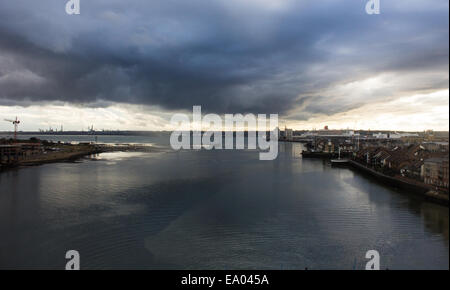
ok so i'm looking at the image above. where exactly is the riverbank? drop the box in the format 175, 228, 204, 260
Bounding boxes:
1, 143, 161, 171
19, 145, 103, 166
348, 160, 448, 206
300, 149, 449, 206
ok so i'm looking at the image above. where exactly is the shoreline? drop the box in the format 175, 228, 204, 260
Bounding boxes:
0, 143, 161, 172
301, 150, 449, 206
348, 160, 448, 206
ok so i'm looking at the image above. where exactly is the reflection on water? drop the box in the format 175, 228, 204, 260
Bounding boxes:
88, 152, 157, 166
0, 139, 448, 269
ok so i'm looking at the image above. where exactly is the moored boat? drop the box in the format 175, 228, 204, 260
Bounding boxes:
331, 147, 349, 165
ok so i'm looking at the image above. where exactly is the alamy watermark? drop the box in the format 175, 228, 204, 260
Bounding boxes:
65, 1, 380, 15
366, 0, 381, 15
64, 249, 379, 270
65, 0, 80, 15
169, 106, 279, 161
365, 250, 380, 270
65, 250, 80, 270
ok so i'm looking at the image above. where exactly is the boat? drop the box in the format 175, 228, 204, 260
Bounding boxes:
331, 158, 349, 164
331, 147, 349, 165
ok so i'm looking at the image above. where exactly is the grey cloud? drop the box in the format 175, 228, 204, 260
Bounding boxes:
0, 0, 448, 118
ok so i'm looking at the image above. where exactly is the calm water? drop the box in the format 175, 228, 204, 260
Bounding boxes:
0, 136, 448, 269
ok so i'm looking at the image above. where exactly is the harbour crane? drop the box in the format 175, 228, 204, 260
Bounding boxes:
4, 116, 20, 141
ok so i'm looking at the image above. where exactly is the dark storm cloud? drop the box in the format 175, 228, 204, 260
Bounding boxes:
0, 0, 448, 116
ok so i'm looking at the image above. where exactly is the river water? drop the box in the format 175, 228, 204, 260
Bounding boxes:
0, 135, 448, 269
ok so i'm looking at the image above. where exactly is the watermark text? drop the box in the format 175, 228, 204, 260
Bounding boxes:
170, 106, 278, 161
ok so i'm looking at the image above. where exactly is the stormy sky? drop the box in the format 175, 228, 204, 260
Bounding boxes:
0, 0, 448, 131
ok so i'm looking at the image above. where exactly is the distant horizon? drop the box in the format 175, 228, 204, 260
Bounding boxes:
1, 129, 449, 134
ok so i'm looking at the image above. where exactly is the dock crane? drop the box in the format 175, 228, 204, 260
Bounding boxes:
4, 117, 20, 141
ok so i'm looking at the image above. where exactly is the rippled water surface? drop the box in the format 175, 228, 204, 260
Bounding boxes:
0, 139, 448, 269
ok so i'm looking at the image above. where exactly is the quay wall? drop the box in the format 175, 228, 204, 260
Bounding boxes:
348, 160, 448, 206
